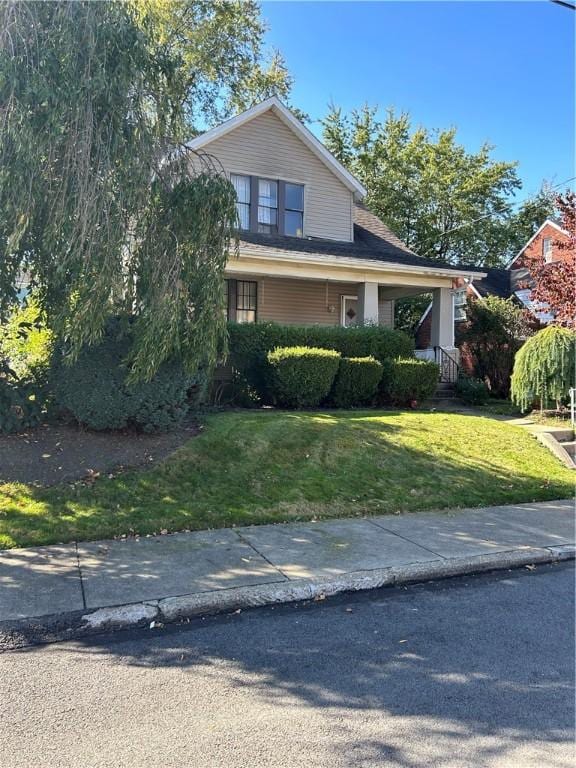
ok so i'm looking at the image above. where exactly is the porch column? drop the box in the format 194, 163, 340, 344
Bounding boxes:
430, 287, 454, 349
357, 282, 379, 325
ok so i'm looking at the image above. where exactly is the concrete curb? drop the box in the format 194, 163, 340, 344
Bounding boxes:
1, 544, 574, 650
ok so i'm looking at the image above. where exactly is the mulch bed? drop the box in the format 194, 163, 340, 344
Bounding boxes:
0, 419, 200, 487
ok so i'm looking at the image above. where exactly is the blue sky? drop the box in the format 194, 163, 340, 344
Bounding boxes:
261, 1, 575, 201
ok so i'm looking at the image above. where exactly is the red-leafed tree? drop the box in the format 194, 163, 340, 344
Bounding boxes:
523, 192, 576, 328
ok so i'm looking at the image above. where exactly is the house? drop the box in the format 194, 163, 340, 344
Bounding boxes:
507, 218, 571, 323
187, 98, 485, 376
415, 217, 571, 348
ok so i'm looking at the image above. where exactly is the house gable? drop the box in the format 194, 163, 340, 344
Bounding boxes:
187, 99, 362, 242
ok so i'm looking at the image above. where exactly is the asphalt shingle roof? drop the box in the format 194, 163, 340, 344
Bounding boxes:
238, 203, 482, 274
472, 268, 511, 299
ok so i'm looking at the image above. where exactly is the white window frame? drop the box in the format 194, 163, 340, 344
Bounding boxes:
543, 237, 553, 263
453, 287, 467, 322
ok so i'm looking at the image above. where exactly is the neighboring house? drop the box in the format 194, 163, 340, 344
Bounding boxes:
187, 97, 485, 374
415, 218, 571, 348
507, 218, 570, 323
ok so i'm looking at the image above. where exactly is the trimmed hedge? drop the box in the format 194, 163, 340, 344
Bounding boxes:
383, 358, 439, 405
228, 322, 413, 399
52, 327, 193, 432
266, 346, 341, 408
456, 376, 490, 405
331, 356, 383, 408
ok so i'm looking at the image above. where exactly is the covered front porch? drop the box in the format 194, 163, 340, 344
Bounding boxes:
226, 247, 469, 376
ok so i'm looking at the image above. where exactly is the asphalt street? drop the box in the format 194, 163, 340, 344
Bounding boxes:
1, 563, 574, 768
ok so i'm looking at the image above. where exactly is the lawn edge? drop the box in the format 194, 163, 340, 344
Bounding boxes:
2, 544, 573, 650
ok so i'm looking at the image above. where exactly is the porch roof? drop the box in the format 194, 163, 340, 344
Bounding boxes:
237, 203, 486, 280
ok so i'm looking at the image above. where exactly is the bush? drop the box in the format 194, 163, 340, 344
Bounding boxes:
0, 369, 46, 433
330, 356, 383, 408
455, 376, 490, 405
266, 346, 341, 408
511, 325, 576, 412
52, 325, 193, 432
382, 358, 439, 405
228, 322, 413, 399
457, 296, 530, 398
0, 300, 53, 380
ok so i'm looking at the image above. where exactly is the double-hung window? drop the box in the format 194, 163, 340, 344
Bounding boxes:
225, 279, 257, 324
453, 288, 467, 322
284, 183, 304, 237
231, 174, 251, 231
258, 179, 278, 234
543, 237, 553, 263
231, 174, 304, 237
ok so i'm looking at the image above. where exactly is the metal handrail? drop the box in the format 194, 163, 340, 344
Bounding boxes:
434, 346, 459, 383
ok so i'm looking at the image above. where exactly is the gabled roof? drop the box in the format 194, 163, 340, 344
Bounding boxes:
237, 203, 486, 279
506, 218, 569, 268
186, 97, 367, 200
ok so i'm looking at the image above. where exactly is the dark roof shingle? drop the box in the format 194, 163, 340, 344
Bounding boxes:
238, 203, 483, 275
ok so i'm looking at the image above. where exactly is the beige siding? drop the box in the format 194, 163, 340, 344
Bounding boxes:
204, 111, 353, 242
228, 275, 394, 327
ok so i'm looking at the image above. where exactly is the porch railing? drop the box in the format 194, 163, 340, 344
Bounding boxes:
434, 346, 459, 384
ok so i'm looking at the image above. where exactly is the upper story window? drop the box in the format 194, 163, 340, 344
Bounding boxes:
258, 179, 278, 234
231, 174, 304, 237
542, 237, 553, 263
231, 174, 251, 231
285, 183, 304, 237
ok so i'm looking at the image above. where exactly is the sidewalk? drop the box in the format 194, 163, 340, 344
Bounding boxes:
1, 499, 574, 642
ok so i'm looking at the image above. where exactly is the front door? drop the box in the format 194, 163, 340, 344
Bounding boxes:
341, 295, 358, 327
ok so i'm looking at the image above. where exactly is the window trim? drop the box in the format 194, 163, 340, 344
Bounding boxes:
542, 236, 553, 263
230, 171, 305, 238
257, 177, 279, 235
230, 174, 251, 232
453, 287, 467, 323
226, 278, 258, 323
284, 182, 305, 238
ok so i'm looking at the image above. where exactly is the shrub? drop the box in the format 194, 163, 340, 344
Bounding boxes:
330, 356, 383, 408
266, 346, 341, 408
0, 300, 53, 379
52, 325, 193, 432
0, 369, 46, 433
455, 376, 490, 405
383, 358, 439, 405
457, 296, 530, 398
511, 325, 576, 412
228, 322, 413, 399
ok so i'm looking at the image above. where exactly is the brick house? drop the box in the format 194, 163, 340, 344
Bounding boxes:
415, 218, 571, 349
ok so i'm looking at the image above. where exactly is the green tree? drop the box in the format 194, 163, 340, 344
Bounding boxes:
511, 325, 576, 412
138, 0, 300, 127
394, 294, 432, 337
506, 186, 557, 260
0, 1, 247, 381
458, 296, 531, 398
321, 104, 525, 267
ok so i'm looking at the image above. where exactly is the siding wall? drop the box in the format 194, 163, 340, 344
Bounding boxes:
204, 111, 354, 242
228, 276, 394, 327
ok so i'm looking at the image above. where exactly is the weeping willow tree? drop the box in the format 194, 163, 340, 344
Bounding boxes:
0, 0, 240, 381
511, 326, 576, 413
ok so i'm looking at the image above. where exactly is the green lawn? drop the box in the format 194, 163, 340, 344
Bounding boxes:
0, 410, 573, 548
